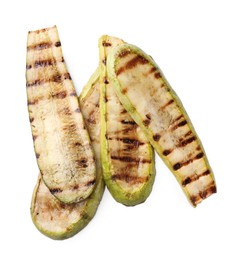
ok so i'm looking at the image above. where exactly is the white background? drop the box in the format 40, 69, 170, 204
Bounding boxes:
1, 0, 237, 259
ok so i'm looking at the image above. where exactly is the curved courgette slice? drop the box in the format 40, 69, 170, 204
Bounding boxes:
26, 26, 96, 203
31, 69, 104, 240
107, 43, 216, 206
99, 36, 155, 206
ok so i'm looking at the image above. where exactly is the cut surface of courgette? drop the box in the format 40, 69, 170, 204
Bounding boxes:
99, 36, 155, 206
107, 43, 216, 206
26, 26, 96, 203
31, 69, 104, 240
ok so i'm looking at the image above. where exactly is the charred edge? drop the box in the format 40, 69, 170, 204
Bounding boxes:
182, 170, 211, 187
102, 41, 112, 47
104, 96, 108, 103
178, 136, 196, 148
102, 58, 107, 65
163, 149, 172, 156
153, 134, 161, 141
29, 117, 34, 123
116, 55, 149, 75
173, 152, 204, 171
121, 120, 136, 125
111, 156, 151, 164
52, 90, 67, 99
112, 173, 148, 184
74, 142, 81, 146
118, 49, 131, 58
76, 159, 88, 168
26, 64, 32, 69
50, 188, 63, 194
34, 59, 54, 68
27, 42, 52, 51
55, 41, 61, 47
74, 108, 80, 113
36, 153, 40, 159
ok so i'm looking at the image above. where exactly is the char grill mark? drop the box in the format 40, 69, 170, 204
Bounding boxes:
173, 152, 204, 171
116, 54, 149, 76
49, 188, 62, 194
111, 155, 151, 164
190, 184, 217, 206
182, 169, 211, 187
107, 136, 144, 147
112, 173, 148, 184
26, 72, 72, 87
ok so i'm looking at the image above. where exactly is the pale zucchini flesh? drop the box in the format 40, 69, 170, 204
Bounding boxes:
99, 36, 155, 206
31, 69, 104, 240
107, 44, 216, 206
26, 26, 96, 203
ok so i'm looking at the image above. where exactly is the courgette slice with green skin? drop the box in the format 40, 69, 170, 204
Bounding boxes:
107, 43, 216, 207
26, 26, 96, 204
31, 69, 104, 240
99, 36, 156, 206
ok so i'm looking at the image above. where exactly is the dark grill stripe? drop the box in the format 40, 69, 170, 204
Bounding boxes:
153, 134, 161, 141
102, 41, 112, 47
190, 183, 216, 206
178, 136, 196, 148
121, 120, 136, 125
163, 149, 173, 156
112, 173, 148, 184
111, 155, 151, 164
50, 188, 62, 194
116, 54, 149, 75
107, 137, 144, 146
34, 59, 54, 68
26, 72, 72, 87
27, 42, 52, 51
173, 152, 204, 171
182, 169, 211, 186
85, 179, 96, 187
161, 99, 174, 110
118, 49, 131, 58
171, 118, 187, 131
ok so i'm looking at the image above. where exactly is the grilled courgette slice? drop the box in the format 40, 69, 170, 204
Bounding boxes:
99, 36, 155, 206
31, 69, 104, 240
26, 26, 96, 203
107, 43, 216, 206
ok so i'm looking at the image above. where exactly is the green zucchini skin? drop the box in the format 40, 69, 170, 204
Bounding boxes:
26, 26, 96, 203
107, 43, 216, 207
99, 36, 156, 206
31, 70, 104, 240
